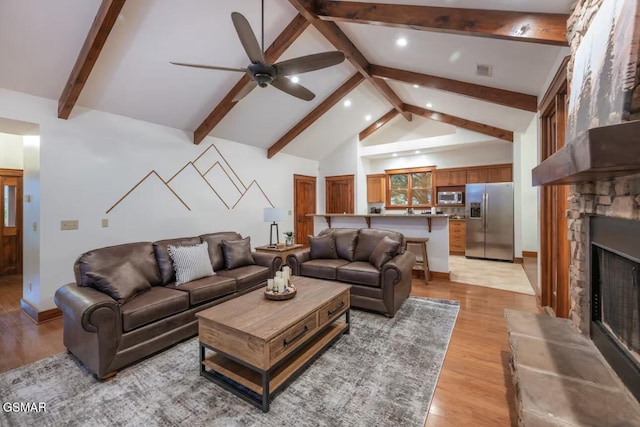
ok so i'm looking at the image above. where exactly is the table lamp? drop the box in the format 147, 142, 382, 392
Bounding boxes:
263, 207, 284, 247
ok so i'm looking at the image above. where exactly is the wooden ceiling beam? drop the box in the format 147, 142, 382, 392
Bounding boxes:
193, 14, 310, 144
287, 0, 411, 121
313, 1, 568, 46
370, 64, 538, 112
58, 0, 127, 119
403, 104, 513, 142
359, 109, 399, 141
268, 73, 364, 158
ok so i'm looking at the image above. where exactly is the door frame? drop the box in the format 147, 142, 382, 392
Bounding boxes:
0, 168, 23, 276
539, 56, 570, 317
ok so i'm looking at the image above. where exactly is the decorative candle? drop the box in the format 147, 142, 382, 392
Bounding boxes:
282, 266, 291, 276
267, 279, 274, 291
274, 277, 284, 293
275, 271, 282, 278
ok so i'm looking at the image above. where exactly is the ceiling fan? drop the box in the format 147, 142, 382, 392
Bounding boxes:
171, 4, 345, 102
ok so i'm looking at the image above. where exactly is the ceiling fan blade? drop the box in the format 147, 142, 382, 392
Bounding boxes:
275, 51, 345, 77
231, 12, 265, 64
170, 62, 246, 72
270, 78, 315, 101
232, 80, 258, 102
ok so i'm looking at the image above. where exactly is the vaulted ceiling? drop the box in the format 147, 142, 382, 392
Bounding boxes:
0, 0, 572, 160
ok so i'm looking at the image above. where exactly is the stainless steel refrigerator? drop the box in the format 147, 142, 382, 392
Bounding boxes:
465, 182, 514, 262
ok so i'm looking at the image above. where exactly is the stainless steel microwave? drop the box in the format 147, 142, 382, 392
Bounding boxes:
437, 191, 463, 204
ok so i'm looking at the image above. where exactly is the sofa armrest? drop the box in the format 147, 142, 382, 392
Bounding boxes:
287, 249, 310, 275
54, 283, 121, 333
252, 252, 282, 276
382, 251, 416, 286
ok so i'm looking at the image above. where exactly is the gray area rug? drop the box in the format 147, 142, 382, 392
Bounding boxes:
0, 297, 459, 427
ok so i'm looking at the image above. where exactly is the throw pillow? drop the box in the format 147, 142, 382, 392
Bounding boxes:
308, 234, 338, 259
221, 237, 256, 270
168, 241, 215, 284
86, 261, 151, 303
369, 236, 402, 269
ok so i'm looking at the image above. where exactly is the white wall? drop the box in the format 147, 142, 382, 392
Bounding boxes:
368, 141, 513, 172
0, 132, 23, 169
22, 135, 40, 302
518, 116, 540, 253
0, 88, 318, 310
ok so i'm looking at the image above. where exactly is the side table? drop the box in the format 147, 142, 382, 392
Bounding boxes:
255, 244, 305, 266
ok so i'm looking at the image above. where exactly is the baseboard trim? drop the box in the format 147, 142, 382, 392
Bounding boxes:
514, 257, 524, 264
20, 299, 62, 324
522, 251, 538, 258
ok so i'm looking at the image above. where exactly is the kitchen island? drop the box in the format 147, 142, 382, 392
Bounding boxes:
308, 213, 450, 277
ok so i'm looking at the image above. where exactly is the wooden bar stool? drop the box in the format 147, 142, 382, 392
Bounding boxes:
405, 237, 430, 285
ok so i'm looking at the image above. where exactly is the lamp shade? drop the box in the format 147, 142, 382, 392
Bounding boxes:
263, 207, 284, 223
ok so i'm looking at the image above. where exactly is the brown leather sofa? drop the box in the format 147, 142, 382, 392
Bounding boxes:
54, 232, 281, 380
287, 228, 415, 317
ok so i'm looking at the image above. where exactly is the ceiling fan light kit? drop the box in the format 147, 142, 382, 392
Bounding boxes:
171, 6, 345, 102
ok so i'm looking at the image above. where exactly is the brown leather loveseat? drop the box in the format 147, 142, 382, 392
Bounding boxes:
54, 232, 281, 380
287, 228, 415, 317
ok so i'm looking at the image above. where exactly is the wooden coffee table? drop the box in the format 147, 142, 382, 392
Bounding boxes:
196, 276, 351, 412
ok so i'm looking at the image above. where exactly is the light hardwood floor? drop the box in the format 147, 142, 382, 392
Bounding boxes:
0, 272, 539, 426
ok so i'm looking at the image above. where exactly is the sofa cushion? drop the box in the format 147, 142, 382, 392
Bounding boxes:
300, 259, 349, 280
75, 242, 162, 287
168, 241, 215, 284
199, 232, 243, 271
166, 275, 236, 306
153, 236, 201, 285
369, 236, 402, 269
309, 234, 338, 259
216, 264, 270, 292
221, 237, 256, 270
86, 261, 151, 304
354, 229, 405, 262
337, 261, 381, 288
329, 228, 359, 261
121, 287, 189, 332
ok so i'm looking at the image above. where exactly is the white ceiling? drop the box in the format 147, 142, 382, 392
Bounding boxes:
0, 0, 573, 160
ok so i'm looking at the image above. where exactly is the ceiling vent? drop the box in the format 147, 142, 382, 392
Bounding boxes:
476, 64, 492, 77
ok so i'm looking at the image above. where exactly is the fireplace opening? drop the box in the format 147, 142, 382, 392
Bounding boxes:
591, 216, 640, 402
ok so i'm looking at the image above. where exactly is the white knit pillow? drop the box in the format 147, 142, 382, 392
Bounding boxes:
168, 241, 215, 285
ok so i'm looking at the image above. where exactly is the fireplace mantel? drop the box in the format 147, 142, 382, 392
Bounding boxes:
532, 120, 640, 186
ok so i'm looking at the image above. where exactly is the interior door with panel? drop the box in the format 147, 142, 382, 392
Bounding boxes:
0, 170, 23, 276
325, 175, 354, 214
294, 175, 316, 246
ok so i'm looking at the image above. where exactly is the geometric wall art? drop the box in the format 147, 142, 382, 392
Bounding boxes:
566, 0, 640, 143
106, 144, 274, 213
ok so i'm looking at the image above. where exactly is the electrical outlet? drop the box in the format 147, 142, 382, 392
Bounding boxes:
288, 210, 292, 215
61, 220, 79, 230
28, 282, 32, 292
32, 222, 38, 232
101, 218, 109, 228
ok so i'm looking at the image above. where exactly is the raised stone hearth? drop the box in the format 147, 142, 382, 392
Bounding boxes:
505, 310, 640, 426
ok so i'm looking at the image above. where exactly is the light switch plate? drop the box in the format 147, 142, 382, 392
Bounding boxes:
101, 218, 109, 228
61, 220, 79, 230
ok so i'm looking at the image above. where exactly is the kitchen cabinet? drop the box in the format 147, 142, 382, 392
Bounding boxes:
435, 169, 467, 186
366, 174, 386, 203
466, 169, 488, 184
486, 165, 512, 183
449, 220, 466, 255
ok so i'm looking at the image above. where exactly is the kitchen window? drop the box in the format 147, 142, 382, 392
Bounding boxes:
385, 166, 434, 209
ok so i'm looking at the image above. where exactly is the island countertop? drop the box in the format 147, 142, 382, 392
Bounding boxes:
307, 213, 450, 231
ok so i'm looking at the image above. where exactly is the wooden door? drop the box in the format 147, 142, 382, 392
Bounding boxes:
0, 169, 23, 276
325, 175, 354, 214
540, 57, 570, 318
294, 174, 316, 246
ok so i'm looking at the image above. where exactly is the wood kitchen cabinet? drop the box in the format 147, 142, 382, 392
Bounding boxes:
366, 174, 386, 203
466, 169, 488, 183
449, 220, 466, 255
435, 169, 467, 186
486, 165, 512, 182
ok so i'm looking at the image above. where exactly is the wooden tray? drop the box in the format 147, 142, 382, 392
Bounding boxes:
264, 284, 297, 301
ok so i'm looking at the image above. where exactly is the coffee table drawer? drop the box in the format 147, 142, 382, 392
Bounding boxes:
269, 313, 318, 362
318, 292, 350, 328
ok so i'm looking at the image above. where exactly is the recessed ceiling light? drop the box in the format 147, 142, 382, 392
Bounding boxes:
415, 150, 420, 154
365, 114, 372, 121
413, 84, 419, 88
396, 37, 407, 47
426, 103, 433, 108
343, 99, 352, 107
392, 153, 398, 157
290, 76, 299, 83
